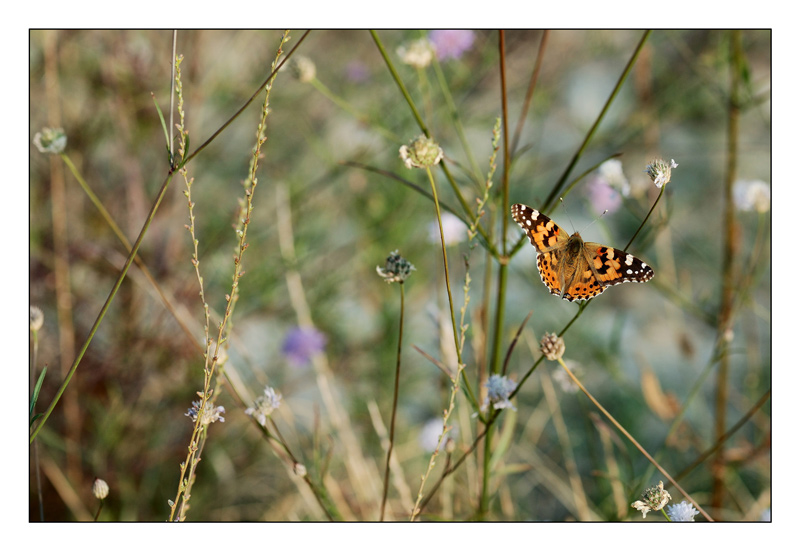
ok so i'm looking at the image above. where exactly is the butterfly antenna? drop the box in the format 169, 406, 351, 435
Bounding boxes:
580, 209, 608, 234
558, 197, 577, 232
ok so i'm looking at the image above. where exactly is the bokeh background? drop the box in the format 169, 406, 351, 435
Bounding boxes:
29, 29, 770, 521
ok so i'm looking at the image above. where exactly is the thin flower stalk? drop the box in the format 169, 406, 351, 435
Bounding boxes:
555, 358, 713, 522
169, 32, 291, 522
480, 33, 512, 516
425, 165, 477, 407
380, 280, 406, 521
29, 34, 308, 444
371, 30, 497, 255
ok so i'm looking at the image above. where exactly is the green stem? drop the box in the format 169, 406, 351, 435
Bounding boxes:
30, 172, 175, 443
370, 30, 498, 257
542, 30, 652, 211
380, 282, 405, 521
624, 184, 664, 251
426, 167, 477, 407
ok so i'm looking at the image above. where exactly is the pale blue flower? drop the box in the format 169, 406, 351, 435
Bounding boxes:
667, 500, 699, 522
483, 374, 517, 411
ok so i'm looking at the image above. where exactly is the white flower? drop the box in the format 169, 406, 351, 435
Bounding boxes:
644, 158, 678, 188
291, 55, 316, 83
598, 159, 630, 196
418, 418, 458, 452
30, 306, 44, 332
397, 38, 435, 68
245, 386, 282, 427
552, 361, 580, 393
733, 179, 770, 212
427, 212, 467, 245
92, 478, 109, 500
666, 500, 699, 522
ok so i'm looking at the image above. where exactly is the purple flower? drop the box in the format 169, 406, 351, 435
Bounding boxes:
586, 176, 622, 215
429, 30, 475, 60
282, 326, 327, 366
345, 61, 370, 83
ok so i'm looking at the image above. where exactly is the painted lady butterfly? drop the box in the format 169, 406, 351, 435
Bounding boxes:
511, 203, 654, 301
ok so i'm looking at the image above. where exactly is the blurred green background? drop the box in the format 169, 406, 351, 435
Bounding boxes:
29, 30, 770, 521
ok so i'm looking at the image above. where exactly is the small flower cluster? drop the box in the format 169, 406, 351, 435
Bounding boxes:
376, 250, 415, 284
185, 393, 225, 425
483, 374, 517, 411
631, 480, 672, 518
399, 135, 443, 169
644, 158, 678, 188
245, 385, 282, 427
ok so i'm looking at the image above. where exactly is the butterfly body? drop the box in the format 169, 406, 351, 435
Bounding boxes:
511, 203, 654, 301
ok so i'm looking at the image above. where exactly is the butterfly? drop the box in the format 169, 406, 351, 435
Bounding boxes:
511, 203, 654, 301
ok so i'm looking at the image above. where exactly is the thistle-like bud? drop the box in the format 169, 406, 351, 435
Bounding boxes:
631, 480, 672, 518
399, 135, 443, 169
540, 332, 565, 361
376, 250, 415, 284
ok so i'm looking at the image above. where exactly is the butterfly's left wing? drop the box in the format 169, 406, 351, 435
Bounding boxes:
510, 204, 569, 253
